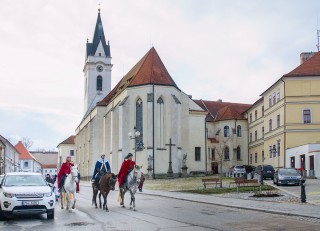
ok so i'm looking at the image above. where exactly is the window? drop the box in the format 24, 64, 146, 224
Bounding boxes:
195, 147, 201, 161
249, 133, 252, 142
24, 161, 28, 168
236, 146, 241, 160
262, 106, 264, 116
250, 113, 252, 123
277, 140, 281, 157
262, 127, 264, 138
211, 149, 215, 160
273, 93, 276, 104
237, 125, 242, 137
157, 97, 164, 147
269, 119, 272, 131
255, 110, 257, 120
269, 146, 272, 158
70, 150, 74, 156
96, 76, 102, 91
303, 109, 311, 123
269, 96, 272, 107
277, 114, 280, 128
224, 126, 229, 137
262, 151, 265, 162
249, 154, 252, 164
136, 98, 143, 151
254, 130, 257, 141
273, 145, 276, 157
254, 153, 257, 163
224, 146, 229, 160
276, 91, 280, 102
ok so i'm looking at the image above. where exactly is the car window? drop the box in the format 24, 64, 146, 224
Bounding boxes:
279, 168, 299, 175
4, 175, 47, 186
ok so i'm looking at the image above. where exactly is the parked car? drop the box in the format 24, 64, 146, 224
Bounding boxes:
232, 165, 246, 175
254, 165, 275, 180
0, 175, 4, 184
273, 168, 302, 186
0, 172, 55, 220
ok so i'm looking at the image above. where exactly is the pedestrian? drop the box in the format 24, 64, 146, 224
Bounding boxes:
45, 173, 53, 184
138, 172, 145, 192
118, 153, 136, 189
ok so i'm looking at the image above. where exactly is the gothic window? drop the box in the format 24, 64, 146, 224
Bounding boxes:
224, 126, 229, 137
237, 125, 242, 137
224, 146, 229, 160
157, 97, 164, 148
97, 76, 102, 91
136, 98, 143, 151
236, 146, 241, 160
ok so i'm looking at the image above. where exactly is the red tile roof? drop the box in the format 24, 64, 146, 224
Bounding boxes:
194, 100, 251, 122
283, 51, 320, 77
15, 141, 36, 160
98, 47, 179, 106
58, 135, 75, 146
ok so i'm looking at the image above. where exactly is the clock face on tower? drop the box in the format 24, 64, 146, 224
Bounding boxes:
97, 65, 103, 72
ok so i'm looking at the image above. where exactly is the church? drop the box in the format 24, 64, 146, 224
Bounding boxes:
75, 10, 209, 178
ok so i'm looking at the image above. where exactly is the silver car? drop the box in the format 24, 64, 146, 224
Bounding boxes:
273, 168, 302, 186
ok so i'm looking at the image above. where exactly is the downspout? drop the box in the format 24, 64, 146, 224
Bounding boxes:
152, 84, 155, 179
205, 120, 207, 174
281, 78, 286, 167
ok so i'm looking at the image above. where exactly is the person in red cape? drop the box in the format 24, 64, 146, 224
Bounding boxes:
118, 153, 136, 188
57, 156, 80, 193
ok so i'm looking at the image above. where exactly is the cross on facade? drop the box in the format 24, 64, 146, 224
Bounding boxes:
165, 138, 176, 178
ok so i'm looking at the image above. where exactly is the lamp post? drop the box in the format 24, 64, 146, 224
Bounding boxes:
271, 147, 279, 168
128, 126, 142, 161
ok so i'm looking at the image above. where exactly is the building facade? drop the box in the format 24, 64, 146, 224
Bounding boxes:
0, 135, 20, 174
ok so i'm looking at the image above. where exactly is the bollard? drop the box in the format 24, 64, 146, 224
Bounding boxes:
301, 179, 306, 203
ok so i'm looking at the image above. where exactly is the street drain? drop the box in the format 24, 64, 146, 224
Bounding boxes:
66, 222, 94, 227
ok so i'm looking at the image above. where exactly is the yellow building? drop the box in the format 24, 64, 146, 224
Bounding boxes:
247, 52, 320, 170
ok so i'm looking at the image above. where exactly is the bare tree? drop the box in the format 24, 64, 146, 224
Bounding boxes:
213, 135, 231, 188
22, 137, 33, 150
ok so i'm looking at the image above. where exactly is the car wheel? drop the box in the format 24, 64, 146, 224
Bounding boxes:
47, 209, 54, 220
0, 209, 6, 221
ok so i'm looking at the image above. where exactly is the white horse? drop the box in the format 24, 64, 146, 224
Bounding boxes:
118, 165, 142, 211
61, 165, 79, 212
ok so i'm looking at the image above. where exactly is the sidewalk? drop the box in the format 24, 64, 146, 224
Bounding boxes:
81, 180, 320, 219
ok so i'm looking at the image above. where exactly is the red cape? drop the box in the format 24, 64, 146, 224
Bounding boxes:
57, 161, 74, 188
118, 159, 136, 187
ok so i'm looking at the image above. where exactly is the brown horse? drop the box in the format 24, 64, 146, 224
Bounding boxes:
92, 173, 117, 211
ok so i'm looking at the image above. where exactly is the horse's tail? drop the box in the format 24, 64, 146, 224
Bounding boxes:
117, 191, 122, 203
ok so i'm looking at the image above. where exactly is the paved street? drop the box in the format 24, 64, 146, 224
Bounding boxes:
1, 180, 320, 231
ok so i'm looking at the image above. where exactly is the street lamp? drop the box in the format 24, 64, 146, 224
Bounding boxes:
128, 126, 143, 160
271, 147, 279, 168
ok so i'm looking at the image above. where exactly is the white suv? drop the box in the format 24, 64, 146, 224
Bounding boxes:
0, 172, 55, 220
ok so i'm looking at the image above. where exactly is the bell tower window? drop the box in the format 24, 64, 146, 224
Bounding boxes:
97, 76, 102, 91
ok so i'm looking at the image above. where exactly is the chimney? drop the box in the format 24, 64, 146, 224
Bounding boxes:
300, 52, 316, 64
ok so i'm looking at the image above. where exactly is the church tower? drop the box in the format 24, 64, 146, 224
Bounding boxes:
83, 9, 112, 115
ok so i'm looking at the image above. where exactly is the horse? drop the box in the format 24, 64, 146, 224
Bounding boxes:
92, 172, 117, 211
117, 165, 142, 211
61, 165, 79, 212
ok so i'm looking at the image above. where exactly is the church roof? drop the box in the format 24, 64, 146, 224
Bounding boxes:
86, 10, 110, 57
194, 100, 251, 122
15, 141, 36, 160
98, 47, 179, 106
283, 51, 320, 77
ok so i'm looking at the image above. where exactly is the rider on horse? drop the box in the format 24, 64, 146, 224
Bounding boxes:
58, 156, 80, 193
91, 153, 111, 189
118, 153, 136, 189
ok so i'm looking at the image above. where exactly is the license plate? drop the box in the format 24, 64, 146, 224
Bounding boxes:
22, 201, 39, 206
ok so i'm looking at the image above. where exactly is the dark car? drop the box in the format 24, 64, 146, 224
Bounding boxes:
273, 168, 302, 186
254, 165, 275, 180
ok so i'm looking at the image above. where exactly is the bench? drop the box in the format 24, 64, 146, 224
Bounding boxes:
236, 179, 261, 193
202, 178, 221, 189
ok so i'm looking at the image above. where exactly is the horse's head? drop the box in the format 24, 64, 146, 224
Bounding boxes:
134, 165, 143, 183
109, 173, 117, 190
70, 165, 79, 182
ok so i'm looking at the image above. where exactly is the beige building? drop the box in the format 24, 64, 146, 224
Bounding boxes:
57, 135, 75, 168
247, 52, 320, 172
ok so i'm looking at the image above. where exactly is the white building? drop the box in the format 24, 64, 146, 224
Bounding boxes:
0, 135, 20, 173
75, 10, 207, 178
57, 136, 75, 168
15, 141, 41, 173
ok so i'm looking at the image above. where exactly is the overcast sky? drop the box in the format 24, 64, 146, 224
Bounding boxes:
0, 0, 319, 151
